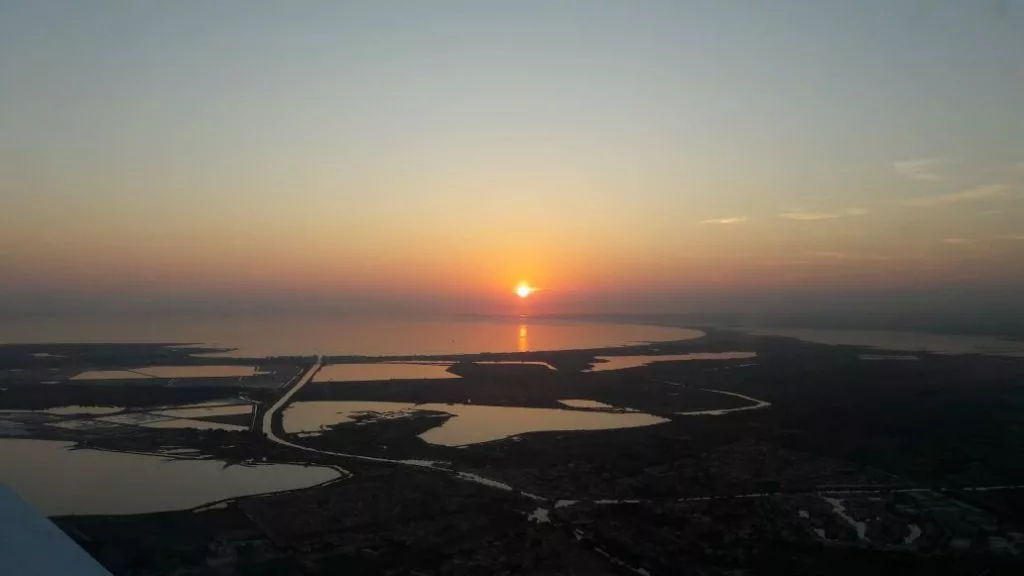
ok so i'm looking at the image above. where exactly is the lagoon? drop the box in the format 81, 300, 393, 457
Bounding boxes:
0, 439, 339, 516
282, 400, 667, 446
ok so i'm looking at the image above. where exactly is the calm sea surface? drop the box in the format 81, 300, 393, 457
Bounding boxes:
0, 315, 704, 357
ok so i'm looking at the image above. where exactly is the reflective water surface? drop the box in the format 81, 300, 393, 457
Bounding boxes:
145, 419, 248, 432
473, 360, 556, 370
557, 399, 617, 410
0, 315, 703, 357
283, 401, 667, 446
588, 352, 758, 371
8, 403, 255, 433
43, 406, 123, 415
155, 405, 254, 419
313, 363, 456, 382
0, 439, 340, 515
71, 366, 267, 380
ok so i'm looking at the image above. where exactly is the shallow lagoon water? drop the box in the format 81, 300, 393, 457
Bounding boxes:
43, 405, 124, 415
472, 360, 556, 370
557, 399, 618, 410
283, 400, 667, 446
155, 404, 254, 419
46, 419, 122, 431
312, 361, 561, 382
146, 418, 249, 432
0, 419, 29, 435
5, 401, 255, 434
72, 366, 267, 380
82, 407, 254, 432
589, 352, 757, 371
0, 439, 339, 516
98, 413, 178, 426
314, 363, 457, 382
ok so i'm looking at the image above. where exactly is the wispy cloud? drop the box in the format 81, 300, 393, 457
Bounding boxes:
894, 158, 947, 181
803, 251, 893, 261
698, 216, 747, 225
903, 184, 1010, 207
781, 208, 868, 221
940, 235, 1024, 245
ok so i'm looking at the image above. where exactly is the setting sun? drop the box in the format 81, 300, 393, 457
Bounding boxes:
515, 282, 534, 299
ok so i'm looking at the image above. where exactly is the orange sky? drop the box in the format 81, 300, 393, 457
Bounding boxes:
2, 2, 1022, 315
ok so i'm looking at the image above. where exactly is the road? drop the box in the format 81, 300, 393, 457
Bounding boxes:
257, 356, 542, 498
261, 355, 323, 440
252, 367, 1022, 576
256, 370, 1024, 510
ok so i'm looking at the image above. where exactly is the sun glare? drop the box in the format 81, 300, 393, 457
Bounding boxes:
515, 282, 533, 299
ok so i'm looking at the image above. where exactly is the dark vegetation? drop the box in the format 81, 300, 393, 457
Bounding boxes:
3, 331, 1024, 574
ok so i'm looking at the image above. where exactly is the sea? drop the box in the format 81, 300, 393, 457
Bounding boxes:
0, 314, 704, 357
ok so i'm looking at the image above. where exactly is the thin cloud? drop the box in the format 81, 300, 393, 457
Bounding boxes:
903, 184, 1010, 207
940, 235, 1024, 245
804, 251, 893, 261
894, 158, 947, 181
698, 216, 747, 225
781, 208, 868, 221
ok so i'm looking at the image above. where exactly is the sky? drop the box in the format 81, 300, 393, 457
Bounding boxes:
1, 1, 1022, 317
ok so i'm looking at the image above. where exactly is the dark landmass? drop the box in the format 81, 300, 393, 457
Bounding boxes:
2, 330, 1024, 575
541, 311, 1024, 340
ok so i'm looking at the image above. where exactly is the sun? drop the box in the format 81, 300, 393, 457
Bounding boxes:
515, 282, 534, 299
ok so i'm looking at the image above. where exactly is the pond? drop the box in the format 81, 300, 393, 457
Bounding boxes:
0, 439, 340, 516
282, 400, 667, 446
